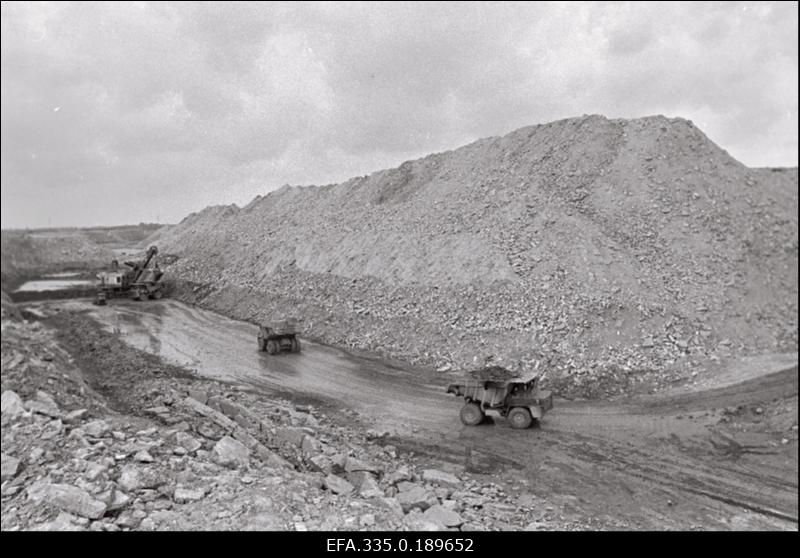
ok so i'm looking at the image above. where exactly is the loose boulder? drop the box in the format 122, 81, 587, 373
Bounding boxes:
28, 482, 108, 519
1, 453, 20, 482
213, 436, 250, 468
323, 474, 355, 495
1, 390, 27, 422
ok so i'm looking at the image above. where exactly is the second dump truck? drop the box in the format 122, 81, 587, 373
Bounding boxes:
258, 318, 301, 355
447, 373, 553, 429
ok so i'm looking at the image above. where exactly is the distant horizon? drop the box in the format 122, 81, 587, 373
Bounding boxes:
1, 222, 168, 232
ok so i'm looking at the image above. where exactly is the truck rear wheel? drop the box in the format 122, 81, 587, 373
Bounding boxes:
258, 337, 267, 352
266, 340, 279, 355
291, 338, 301, 353
460, 402, 484, 426
508, 407, 533, 429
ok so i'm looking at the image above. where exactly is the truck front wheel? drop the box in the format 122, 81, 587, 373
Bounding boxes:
258, 337, 267, 352
508, 407, 533, 429
460, 402, 484, 426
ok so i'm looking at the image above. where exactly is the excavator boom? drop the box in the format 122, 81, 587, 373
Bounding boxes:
131, 246, 158, 284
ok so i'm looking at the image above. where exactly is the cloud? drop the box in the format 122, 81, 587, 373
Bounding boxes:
1, 1, 797, 228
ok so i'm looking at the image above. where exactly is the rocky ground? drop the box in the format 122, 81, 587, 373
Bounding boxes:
1, 297, 573, 531
151, 115, 798, 400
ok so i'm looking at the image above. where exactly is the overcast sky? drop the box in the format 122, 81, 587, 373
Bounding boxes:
1, 1, 797, 228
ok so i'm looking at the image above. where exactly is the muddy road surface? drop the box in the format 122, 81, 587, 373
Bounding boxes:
31, 299, 798, 530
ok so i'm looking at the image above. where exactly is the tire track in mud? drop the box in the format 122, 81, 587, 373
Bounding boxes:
561, 431, 798, 524
625, 366, 798, 415
435, 417, 798, 527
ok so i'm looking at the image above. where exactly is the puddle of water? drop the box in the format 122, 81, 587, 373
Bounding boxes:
43, 272, 81, 278
15, 279, 94, 292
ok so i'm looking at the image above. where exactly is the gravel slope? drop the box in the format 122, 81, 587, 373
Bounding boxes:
143, 115, 800, 396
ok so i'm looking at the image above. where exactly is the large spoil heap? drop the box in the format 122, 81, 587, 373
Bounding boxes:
153, 115, 798, 398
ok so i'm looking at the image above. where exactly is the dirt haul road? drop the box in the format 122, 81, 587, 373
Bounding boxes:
33, 299, 798, 530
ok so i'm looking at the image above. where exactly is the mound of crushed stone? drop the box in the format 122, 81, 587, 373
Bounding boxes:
133, 114, 798, 398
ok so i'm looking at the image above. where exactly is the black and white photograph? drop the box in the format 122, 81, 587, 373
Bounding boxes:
1, 1, 797, 536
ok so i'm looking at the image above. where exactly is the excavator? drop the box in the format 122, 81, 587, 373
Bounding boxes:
94, 245, 165, 305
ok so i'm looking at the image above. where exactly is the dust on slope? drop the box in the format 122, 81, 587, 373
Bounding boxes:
157, 115, 797, 398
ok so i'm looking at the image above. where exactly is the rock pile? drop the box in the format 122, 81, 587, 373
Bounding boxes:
466, 366, 520, 381
139, 116, 800, 397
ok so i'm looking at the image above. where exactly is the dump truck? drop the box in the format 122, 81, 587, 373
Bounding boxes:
258, 318, 301, 355
94, 245, 164, 305
446, 372, 553, 429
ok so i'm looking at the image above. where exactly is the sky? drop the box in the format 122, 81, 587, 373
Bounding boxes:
1, 1, 797, 228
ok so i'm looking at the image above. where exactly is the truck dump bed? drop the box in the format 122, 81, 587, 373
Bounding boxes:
446, 372, 549, 412
267, 318, 299, 335
447, 381, 512, 407
447, 371, 540, 391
